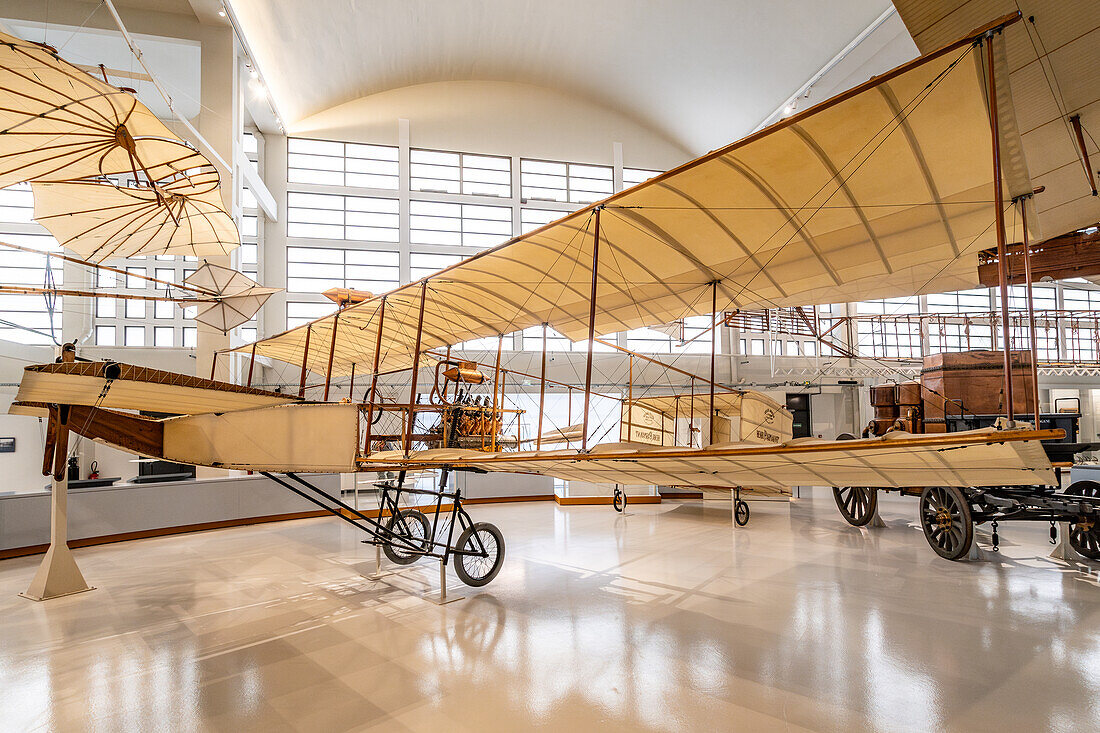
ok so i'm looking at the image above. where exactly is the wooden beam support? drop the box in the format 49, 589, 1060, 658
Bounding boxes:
364, 297, 387, 455
582, 206, 602, 451
246, 342, 257, 388
404, 283, 429, 456
298, 325, 312, 399
986, 32, 1015, 424
537, 323, 547, 450
1019, 198, 1042, 424
323, 312, 340, 401
709, 281, 718, 445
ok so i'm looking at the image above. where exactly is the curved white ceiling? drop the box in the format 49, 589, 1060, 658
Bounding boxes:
228, 0, 895, 154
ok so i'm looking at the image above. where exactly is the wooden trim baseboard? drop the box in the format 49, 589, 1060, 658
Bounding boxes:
0, 492, 661, 561
464, 494, 555, 505
659, 490, 705, 499
0, 510, 331, 560
554, 495, 662, 505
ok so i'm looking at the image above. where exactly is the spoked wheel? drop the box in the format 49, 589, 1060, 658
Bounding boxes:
919, 486, 974, 561
734, 499, 750, 526
382, 508, 431, 565
833, 487, 878, 526
1067, 481, 1100, 560
453, 522, 505, 587
612, 487, 627, 513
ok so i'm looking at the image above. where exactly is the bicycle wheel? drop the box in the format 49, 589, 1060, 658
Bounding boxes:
382, 508, 431, 565
453, 522, 505, 587
734, 499, 750, 526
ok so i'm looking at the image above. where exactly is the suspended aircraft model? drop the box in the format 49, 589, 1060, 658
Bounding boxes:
0, 28, 275, 334
8, 13, 1100, 601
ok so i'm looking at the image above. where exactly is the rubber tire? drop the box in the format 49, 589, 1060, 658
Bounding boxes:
613, 488, 627, 513
734, 499, 750, 526
382, 509, 431, 565
1066, 480, 1100, 560
919, 486, 974, 561
453, 522, 505, 587
833, 487, 879, 526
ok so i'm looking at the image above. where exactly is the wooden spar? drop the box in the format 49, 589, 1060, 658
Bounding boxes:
246, 342, 256, 387
52, 405, 70, 481
626, 354, 633, 441
674, 396, 680, 446
323, 312, 339, 401
0, 284, 215, 303
209, 351, 218, 380
1018, 198, 1042, 424
986, 31, 1015, 424
709, 281, 718, 445
582, 206, 602, 451
349, 363, 356, 401
490, 334, 504, 452
298, 324, 312, 399
1070, 114, 1098, 196
0, 240, 217, 295
689, 377, 695, 447
404, 282, 429, 456
364, 297, 387, 455
496, 369, 507, 452
537, 323, 547, 450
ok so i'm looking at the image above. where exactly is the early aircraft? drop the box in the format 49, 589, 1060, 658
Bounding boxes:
4, 12, 1098, 595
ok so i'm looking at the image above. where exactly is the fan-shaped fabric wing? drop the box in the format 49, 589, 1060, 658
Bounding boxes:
32, 174, 239, 262
0, 30, 208, 186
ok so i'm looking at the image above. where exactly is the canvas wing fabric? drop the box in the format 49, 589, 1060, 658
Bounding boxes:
236, 24, 1021, 380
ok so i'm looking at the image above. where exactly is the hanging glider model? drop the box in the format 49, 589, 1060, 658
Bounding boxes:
9, 13, 1100, 581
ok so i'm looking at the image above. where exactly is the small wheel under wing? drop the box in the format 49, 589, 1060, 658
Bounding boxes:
833, 486, 878, 526
919, 486, 974, 561
1066, 480, 1100, 560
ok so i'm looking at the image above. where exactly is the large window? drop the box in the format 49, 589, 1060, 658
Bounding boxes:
622, 167, 661, 188
410, 149, 511, 197
409, 201, 512, 249
0, 185, 63, 345
520, 207, 565, 234
520, 159, 613, 204
288, 137, 399, 189
287, 192, 399, 242
286, 246, 399, 294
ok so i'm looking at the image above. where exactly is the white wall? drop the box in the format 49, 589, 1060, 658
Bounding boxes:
292, 79, 692, 168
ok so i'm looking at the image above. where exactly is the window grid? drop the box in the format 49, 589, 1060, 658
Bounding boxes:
410, 148, 511, 198
288, 137, 399, 190
520, 158, 613, 204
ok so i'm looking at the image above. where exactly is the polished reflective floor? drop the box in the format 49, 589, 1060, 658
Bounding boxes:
1, 490, 1098, 732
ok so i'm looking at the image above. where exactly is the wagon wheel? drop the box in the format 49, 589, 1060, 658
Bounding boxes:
453, 522, 505, 587
612, 487, 627, 513
734, 499, 750, 526
382, 508, 431, 565
833, 487, 878, 526
1067, 480, 1100, 560
919, 486, 974, 561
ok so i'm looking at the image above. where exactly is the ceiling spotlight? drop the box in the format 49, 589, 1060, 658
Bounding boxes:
784, 104, 796, 115
218, 8, 227, 17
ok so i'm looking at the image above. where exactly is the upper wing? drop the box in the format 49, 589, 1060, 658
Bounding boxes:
235, 15, 1024, 379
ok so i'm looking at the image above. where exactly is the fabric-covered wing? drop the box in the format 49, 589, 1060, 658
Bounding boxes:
363, 428, 1056, 489
235, 15, 1025, 378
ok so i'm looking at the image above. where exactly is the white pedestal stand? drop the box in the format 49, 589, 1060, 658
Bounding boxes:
21, 475, 93, 601
427, 558, 465, 605
866, 502, 887, 529
1049, 521, 1081, 561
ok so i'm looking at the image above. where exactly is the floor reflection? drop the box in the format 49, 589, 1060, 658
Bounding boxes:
0, 490, 1097, 731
